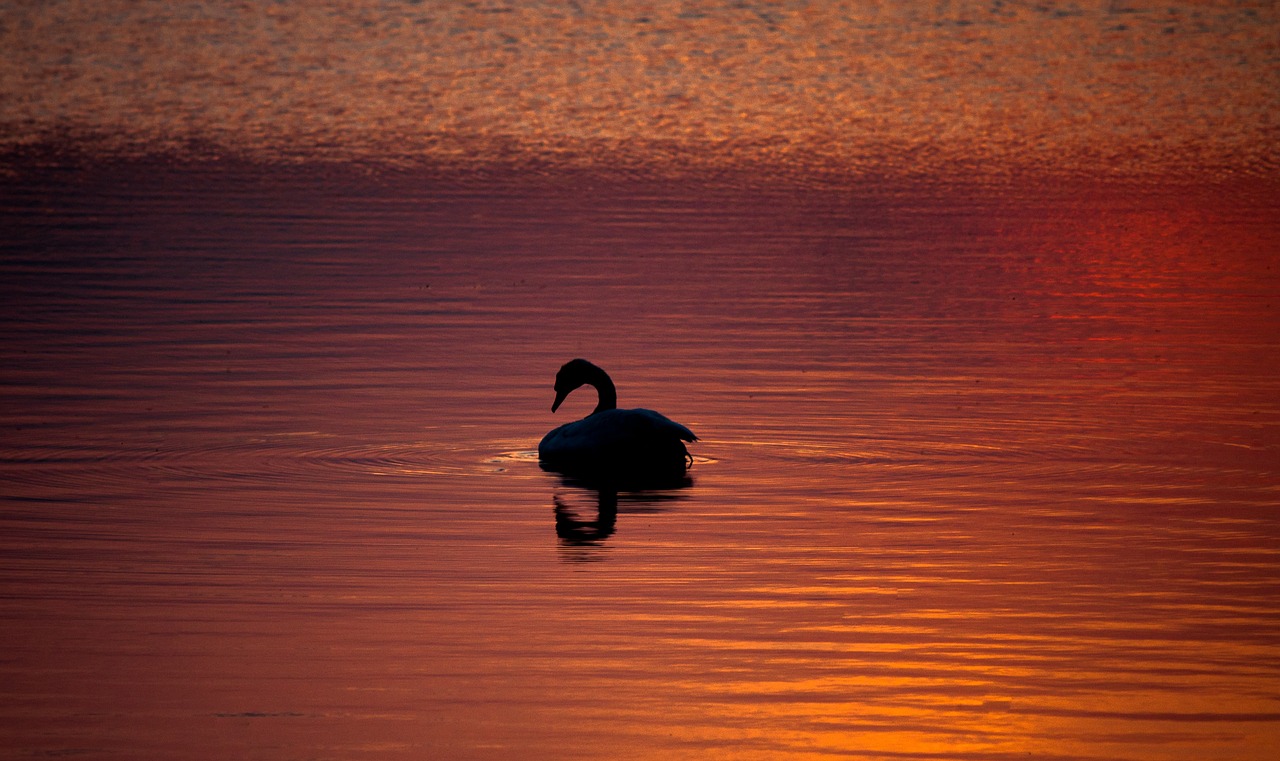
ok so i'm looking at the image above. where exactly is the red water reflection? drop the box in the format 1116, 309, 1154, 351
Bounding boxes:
1, 161, 1278, 758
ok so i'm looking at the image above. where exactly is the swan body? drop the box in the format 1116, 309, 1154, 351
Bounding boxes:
538, 359, 697, 484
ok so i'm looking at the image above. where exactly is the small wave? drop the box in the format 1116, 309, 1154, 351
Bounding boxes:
0, 436, 545, 496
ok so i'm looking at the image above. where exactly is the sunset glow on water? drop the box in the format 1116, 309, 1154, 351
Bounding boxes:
4, 0, 1277, 176
2, 2, 1279, 760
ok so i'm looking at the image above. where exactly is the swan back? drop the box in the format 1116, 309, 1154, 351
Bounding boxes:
539, 408, 696, 484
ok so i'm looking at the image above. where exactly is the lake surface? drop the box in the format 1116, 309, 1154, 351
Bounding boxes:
5, 0, 1276, 176
3, 0, 1279, 756
1, 162, 1277, 759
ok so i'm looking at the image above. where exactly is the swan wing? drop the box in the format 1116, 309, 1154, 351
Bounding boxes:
539, 408, 696, 459
631, 408, 698, 442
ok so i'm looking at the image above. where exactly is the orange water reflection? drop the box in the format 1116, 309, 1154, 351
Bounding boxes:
3, 1, 1276, 178
0, 164, 1277, 758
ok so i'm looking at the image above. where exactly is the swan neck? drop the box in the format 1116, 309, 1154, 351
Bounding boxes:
589, 370, 617, 414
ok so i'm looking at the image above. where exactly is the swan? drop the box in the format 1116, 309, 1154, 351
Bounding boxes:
538, 359, 697, 484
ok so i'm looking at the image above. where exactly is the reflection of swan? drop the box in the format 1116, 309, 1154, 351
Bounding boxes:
538, 359, 697, 486
554, 490, 617, 546
550, 476, 690, 557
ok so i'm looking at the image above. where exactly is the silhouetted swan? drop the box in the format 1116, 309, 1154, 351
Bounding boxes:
538, 359, 697, 485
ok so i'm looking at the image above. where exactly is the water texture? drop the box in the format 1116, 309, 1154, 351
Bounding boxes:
2, 0, 1277, 175
1, 164, 1277, 759
2, 0, 1279, 758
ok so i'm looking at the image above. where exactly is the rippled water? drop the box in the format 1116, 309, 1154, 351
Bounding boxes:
1, 162, 1277, 759
4, 0, 1277, 176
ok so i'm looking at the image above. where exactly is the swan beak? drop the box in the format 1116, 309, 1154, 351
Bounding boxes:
551, 389, 568, 413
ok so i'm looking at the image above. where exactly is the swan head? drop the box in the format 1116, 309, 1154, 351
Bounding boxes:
551, 358, 608, 413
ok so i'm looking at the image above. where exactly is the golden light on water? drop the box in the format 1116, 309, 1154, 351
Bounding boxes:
2, 0, 1276, 176
2, 2, 1279, 759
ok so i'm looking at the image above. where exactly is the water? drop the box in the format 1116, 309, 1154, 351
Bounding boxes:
1, 163, 1277, 759
4, 1, 1276, 175
3, 0, 1279, 757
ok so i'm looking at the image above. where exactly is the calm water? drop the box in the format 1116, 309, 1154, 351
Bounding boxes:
1, 163, 1277, 759
3, 0, 1280, 757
